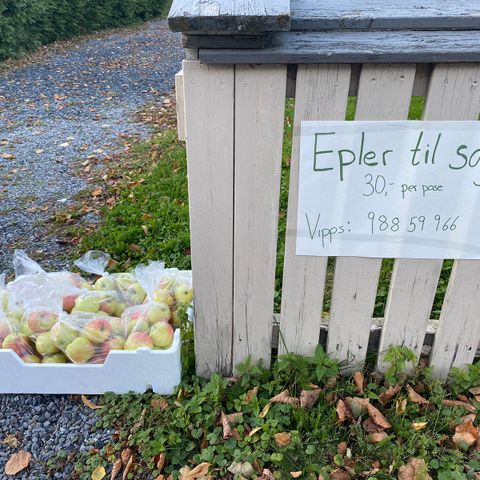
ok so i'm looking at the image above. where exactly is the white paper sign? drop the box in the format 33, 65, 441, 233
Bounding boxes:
296, 121, 480, 259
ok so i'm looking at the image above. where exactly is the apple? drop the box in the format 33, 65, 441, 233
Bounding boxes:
127, 319, 149, 335
159, 276, 177, 290
124, 332, 153, 350
146, 303, 171, 325
0, 291, 9, 311
110, 317, 126, 336
51, 322, 78, 350
83, 318, 112, 343
35, 331, 60, 355
20, 322, 34, 336
125, 282, 146, 304
22, 354, 41, 363
7, 307, 23, 321
113, 301, 128, 318
66, 337, 95, 363
115, 273, 136, 291
94, 276, 116, 291
150, 322, 174, 349
99, 336, 125, 359
98, 297, 118, 316
26, 310, 59, 333
153, 288, 175, 306
0, 318, 11, 340
174, 284, 193, 305
2, 334, 32, 356
42, 353, 68, 363
74, 294, 101, 313
63, 294, 79, 313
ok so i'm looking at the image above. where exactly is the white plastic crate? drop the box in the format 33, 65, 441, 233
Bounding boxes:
0, 330, 181, 395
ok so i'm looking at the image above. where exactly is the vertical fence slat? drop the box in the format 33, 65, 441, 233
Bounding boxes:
426, 64, 480, 379
233, 65, 287, 369
175, 70, 186, 141
183, 60, 235, 377
327, 64, 417, 371
279, 65, 351, 356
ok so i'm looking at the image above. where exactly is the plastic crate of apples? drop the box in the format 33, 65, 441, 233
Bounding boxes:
0, 250, 192, 394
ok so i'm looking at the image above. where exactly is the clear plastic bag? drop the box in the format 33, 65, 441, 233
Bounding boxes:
51, 311, 126, 364
74, 251, 147, 305
72, 290, 129, 317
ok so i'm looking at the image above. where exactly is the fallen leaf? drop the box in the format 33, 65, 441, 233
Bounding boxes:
458, 394, 470, 403
290, 472, 302, 478
5, 451, 32, 475
121, 449, 132, 466
363, 417, 384, 433
82, 395, 103, 410
412, 422, 428, 431
379, 384, 401, 405
110, 458, 122, 479
92, 187, 103, 197
1, 434, 19, 448
156, 453, 166, 472
442, 399, 476, 413
337, 442, 347, 454
248, 426, 262, 437
259, 403, 271, 418
367, 403, 391, 429
274, 432, 291, 447
270, 390, 300, 407
345, 397, 370, 417
151, 398, 168, 410
300, 387, 321, 409
453, 421, 478, 449
259, 469, 275, 480
92, 465, 106, 480
398, 458, 432, 480
353, 371, 364, 395
395, 397, 407, 415
407, 385, 430, 405
336, 399, 353, 423
1, 153, 15, 160
330, 469, 351, 480
122, 455, 134, 480
368, 431, 388, 443
245, 386, 259, 403
184, 462, 211, 480
128, 244, 142, 253
469, 387, 480, 396
221, 412, 232, 439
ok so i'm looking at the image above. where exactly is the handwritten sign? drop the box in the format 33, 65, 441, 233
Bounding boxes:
296, 121, 480, 259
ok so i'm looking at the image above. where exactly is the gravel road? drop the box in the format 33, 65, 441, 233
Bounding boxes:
0, 19, 182, 479
0, 19, 182, 275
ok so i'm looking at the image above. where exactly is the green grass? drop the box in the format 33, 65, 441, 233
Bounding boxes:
79, 96, 448, 319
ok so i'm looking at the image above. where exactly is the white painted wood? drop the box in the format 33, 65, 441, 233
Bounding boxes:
175, 70, 187, 141
377, 259, 443, 372
279, 64, 351, 356
327, 64, 416, 372
430, 261, 480, 379
183, 60, 235, 377
426, 64, 480, 379
233, 65, 287, 370
0, 330, 181, 394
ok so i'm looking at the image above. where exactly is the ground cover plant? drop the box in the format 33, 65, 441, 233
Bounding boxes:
0, 0, 171, 60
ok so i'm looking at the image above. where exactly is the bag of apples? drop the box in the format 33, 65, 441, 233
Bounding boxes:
74, 250, 147, 307
121, 262, 193, 351
50, 311, 126, 364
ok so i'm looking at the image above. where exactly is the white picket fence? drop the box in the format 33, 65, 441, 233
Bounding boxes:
170, 2, 480, 380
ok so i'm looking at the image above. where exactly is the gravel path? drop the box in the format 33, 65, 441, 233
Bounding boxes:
0, 20, 182, 479
0, 19, 183, 274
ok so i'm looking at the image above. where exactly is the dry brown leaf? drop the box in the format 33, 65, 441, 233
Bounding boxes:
368, 431, 388, 443
221, 412, 232, 439
396, 397, 407, 415
461, 414, 477, 424
337, 442, 347, 455
245, 386, 259, 403
82, 395, 103, 410
1, 434, 19, 449
156, 476, 165, 480
367, 403, 391, 429
353, 371, 364, 395
248, 426, 262, 437
270, 390, 300, 407
184, 462, 211, 480
259, 403, 271, 418
330, 469, 351, 480
156, 453, 166, 472
407, 386, 430, 405
274, 432, 291, 447
225, 412, 242, 424
469, 387, 480, 396
442, 399, 476, 413
345, 397, 370, 417
92, 187, 103, 197
122, 455, 134, 480
151, 398, 168, 410
363, 417, 384, 433
379, 384, 401, 405
110, 459, 122, 480
5, 451, 32, 476
458, 394, 470, 403
397, 458, 432, 480
336, 399, 353, 423
412, 422, 428, 431
300, 388, 321, 409
121, 448, 132, 466
179, 466, 192, 480
92, 465, 106, 480
290, 472, 302, 478
259, 469, 275, 480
